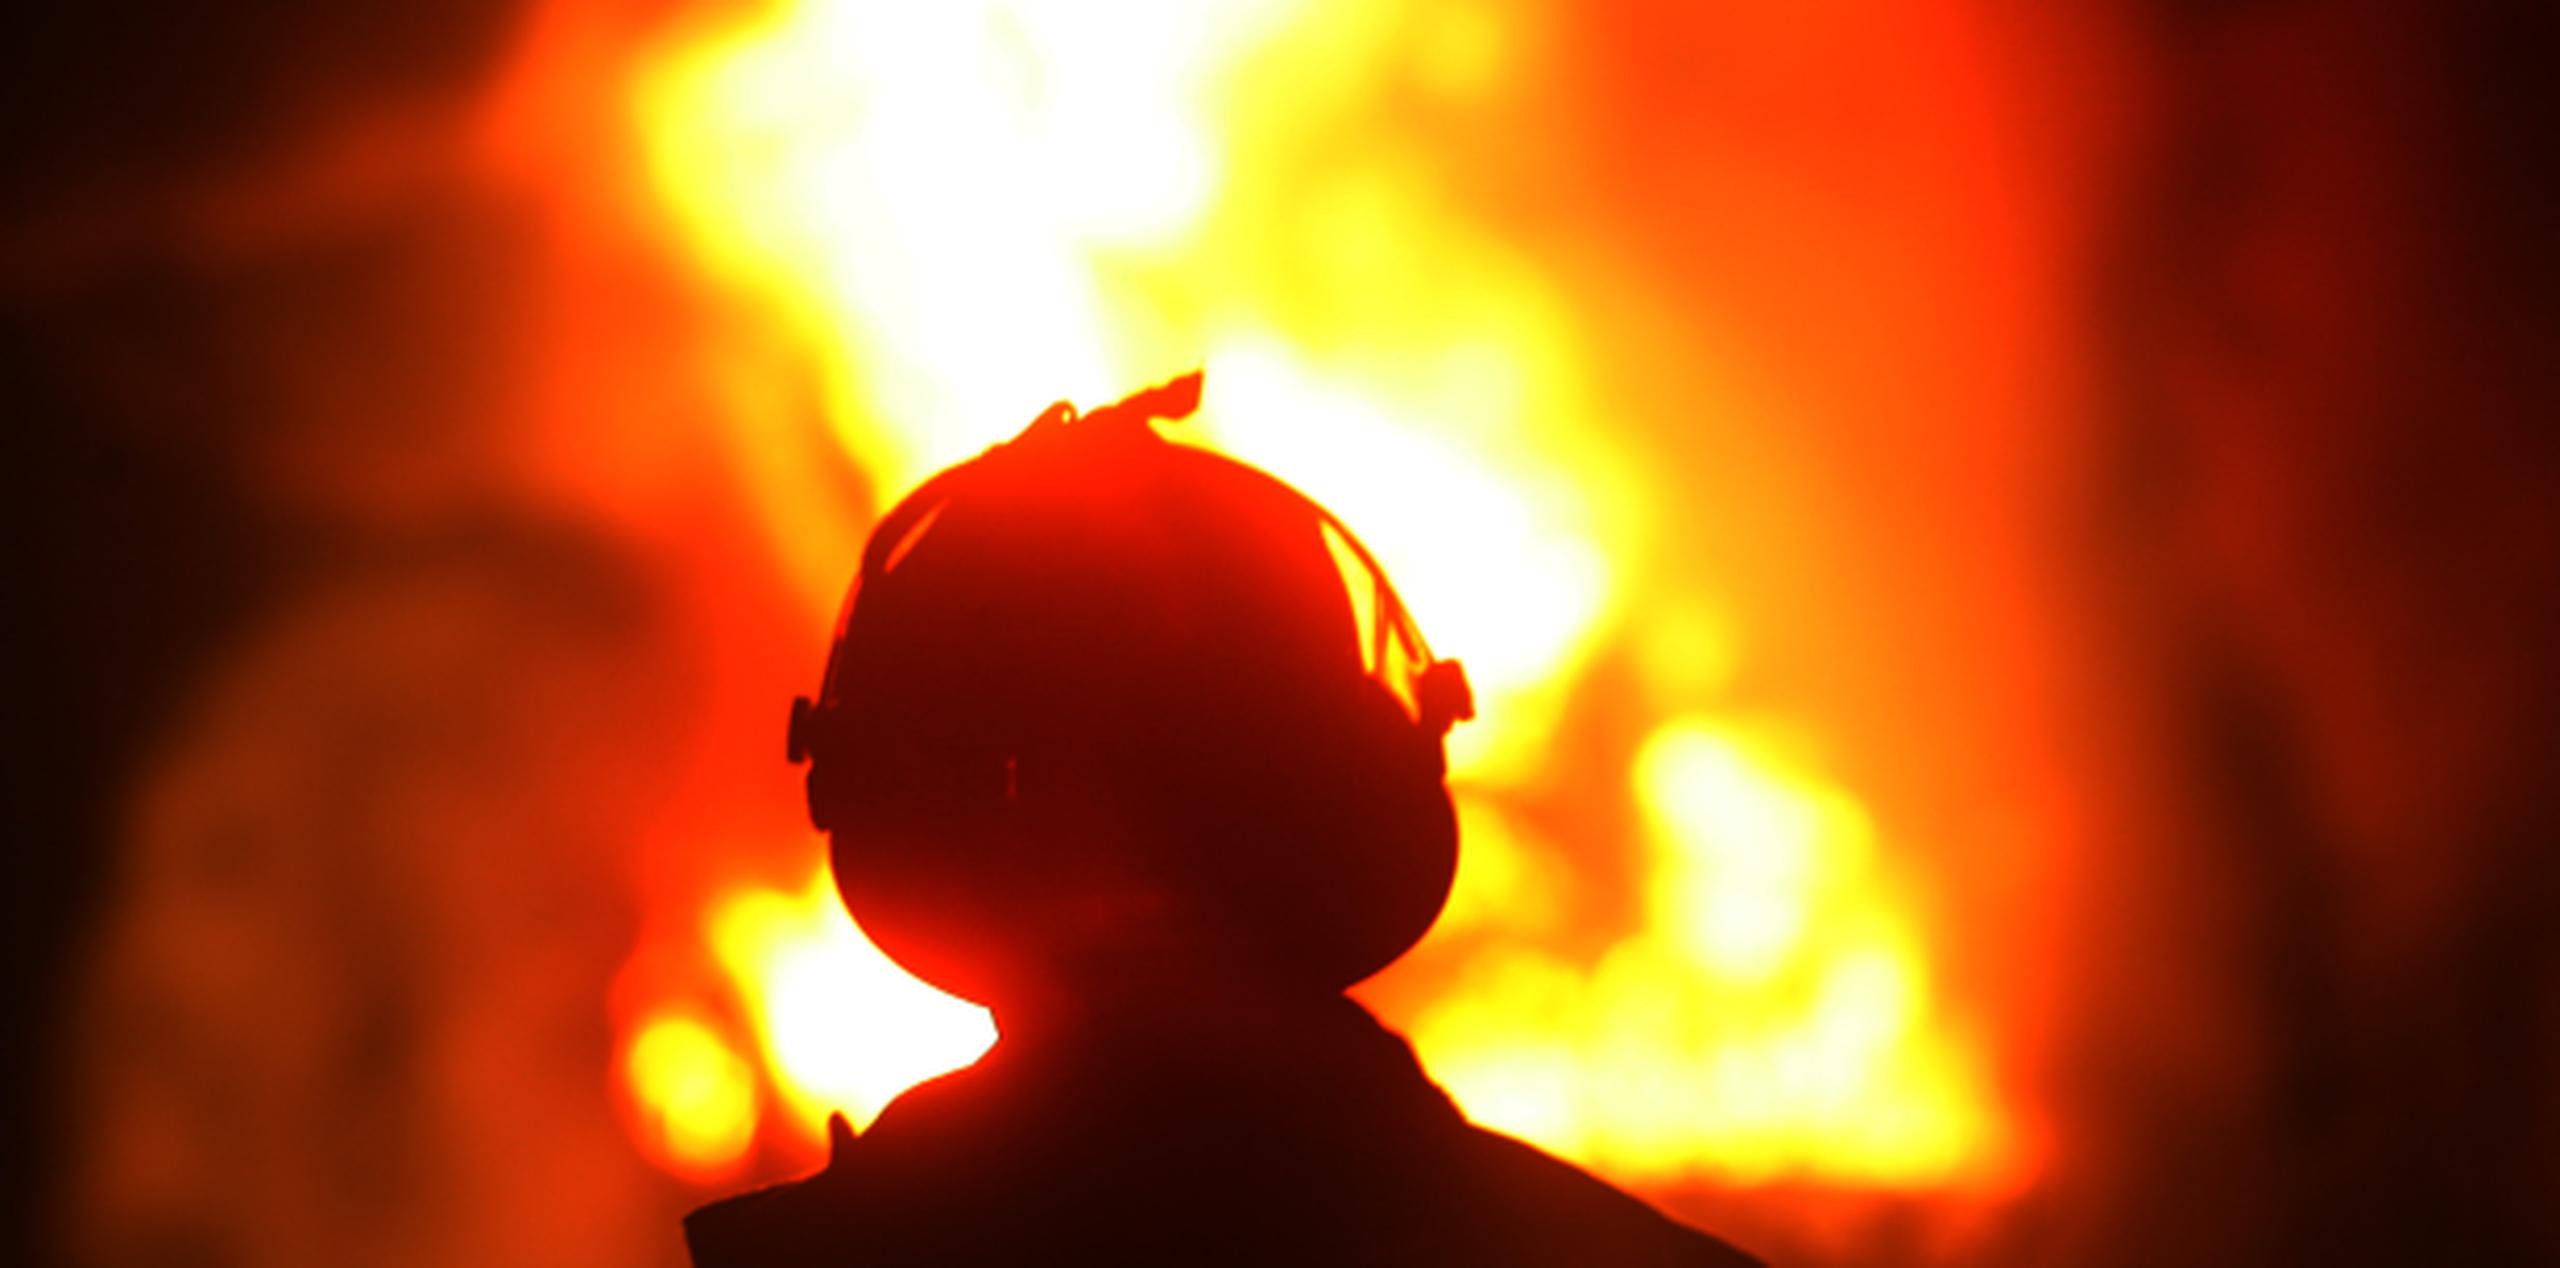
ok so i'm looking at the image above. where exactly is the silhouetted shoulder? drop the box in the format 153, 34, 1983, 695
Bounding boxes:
687, 1145, 1758, 1268
684, 1015, 1764, 1268
684, 1142, 872, 1268
1440, 1123, 1763, 1267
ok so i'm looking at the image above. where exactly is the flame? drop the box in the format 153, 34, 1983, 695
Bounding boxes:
631, 0, 1297, 499
622, 1014, 759, 1179
1411, 720, 2005, 1187
706, 869, 995, 1136
609, 0, 2017, 1195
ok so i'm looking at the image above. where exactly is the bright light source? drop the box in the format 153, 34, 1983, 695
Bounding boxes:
623, 1013, 759, 1178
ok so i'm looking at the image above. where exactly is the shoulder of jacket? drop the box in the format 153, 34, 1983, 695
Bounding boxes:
1453, 1123, 1768, 1267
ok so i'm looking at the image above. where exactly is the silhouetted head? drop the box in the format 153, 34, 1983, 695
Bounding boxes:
788, 374, 1473, 1018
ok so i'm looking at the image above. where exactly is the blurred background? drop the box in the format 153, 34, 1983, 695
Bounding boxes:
3, 0, 2552, 1264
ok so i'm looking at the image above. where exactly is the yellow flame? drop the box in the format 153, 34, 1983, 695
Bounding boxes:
634, 0, 1297, 496
707, 869, 995, 1136
615, 0, 2013, 1193
1195, 338, 1612, 779
1408, 719, 2007, 1187
622, 1013, 760, 1177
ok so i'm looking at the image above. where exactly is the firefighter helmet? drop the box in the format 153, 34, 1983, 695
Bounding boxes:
788, 372, 1473, 1007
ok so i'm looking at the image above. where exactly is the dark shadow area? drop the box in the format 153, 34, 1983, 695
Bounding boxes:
2063, 1, 2560, 1264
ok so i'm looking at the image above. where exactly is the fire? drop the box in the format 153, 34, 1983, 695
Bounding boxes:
623, 1014, 759, 1178
1411, 720, 2001, 1186
703, 869, 995, 1137
630, 0, 1298, 498
609, 0, 2017, 1195
1196, 338, 1611, 779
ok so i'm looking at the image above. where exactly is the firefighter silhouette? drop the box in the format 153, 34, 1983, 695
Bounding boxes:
686, 373, 1761, 1266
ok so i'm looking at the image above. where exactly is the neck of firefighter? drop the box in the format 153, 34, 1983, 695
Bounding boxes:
988, 958, 1367, 1071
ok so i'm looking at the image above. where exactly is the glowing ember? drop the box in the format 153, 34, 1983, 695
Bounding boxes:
611, 0, 2014, 1194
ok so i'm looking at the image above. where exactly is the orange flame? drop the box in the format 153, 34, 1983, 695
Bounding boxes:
610, 0, 2019, 1195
